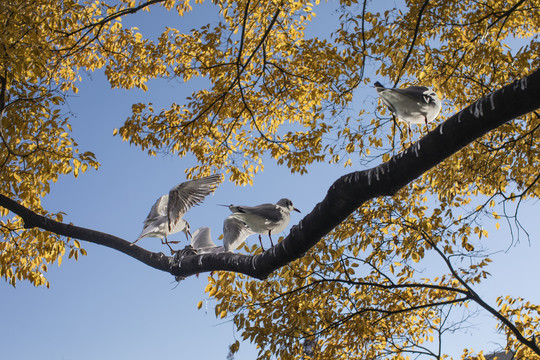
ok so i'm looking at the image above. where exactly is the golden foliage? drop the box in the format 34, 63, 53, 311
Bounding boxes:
0, 0, 110, 286
184, 0, 539, 359
1, 0, 540, 358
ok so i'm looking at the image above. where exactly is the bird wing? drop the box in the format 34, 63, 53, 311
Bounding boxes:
137, 216, 167, 240
231, 203, 283, 223
167, 174, 222, 228
192, 227, 226, 254
375, 88, 399, 114
390, 86, 431, 103
143, 194, 168, 224
223, 216, 256, 252
191, 227, 217, 249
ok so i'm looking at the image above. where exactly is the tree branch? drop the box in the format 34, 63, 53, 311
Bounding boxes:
0, 69, 539, 281
394, 0, 431, 86
423, 231, 540, 355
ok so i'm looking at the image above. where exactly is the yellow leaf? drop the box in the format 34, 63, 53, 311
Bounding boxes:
230, 340, 240, 353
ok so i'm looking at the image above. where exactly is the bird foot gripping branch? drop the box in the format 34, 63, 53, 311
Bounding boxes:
171, 245, 198, 281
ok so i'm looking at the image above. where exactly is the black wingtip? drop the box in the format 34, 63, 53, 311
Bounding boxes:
374, 81, 384, 88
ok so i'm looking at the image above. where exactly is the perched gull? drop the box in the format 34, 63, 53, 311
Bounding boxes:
223, 198, 300, 250
190, 227, 225, 254
223, 215, 256, 252
132, 174, 221, 252
374, 81, 442, 127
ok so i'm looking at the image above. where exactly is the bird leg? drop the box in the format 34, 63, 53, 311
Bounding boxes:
161, 236, 179, 254
391, 115, 397, 150
391, 115, 409, 149
420, 115, 429, 136
163, 235, 180, 245
258, 234, 265, 251
164, 241, 175, 254
268, 230, 274, 247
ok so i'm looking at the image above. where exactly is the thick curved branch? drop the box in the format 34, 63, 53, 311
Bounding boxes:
0, 68, 539, 282
0, 194, 173, 272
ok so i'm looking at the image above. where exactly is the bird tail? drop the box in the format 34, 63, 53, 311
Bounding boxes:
137, 225, 155, 241
218, 204, 241, 212
374, 81, 384, 88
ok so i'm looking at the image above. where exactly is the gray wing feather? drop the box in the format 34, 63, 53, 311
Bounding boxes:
223, 216, 255, 252
395, 86, 431, 103
191, 228, 226, 253
137, 216, 167, 240
231, 203, 282, 223
381, 86, 430, 103
191, 227, 217, 249
143, 195, 168, 224
168, 174, 221, 228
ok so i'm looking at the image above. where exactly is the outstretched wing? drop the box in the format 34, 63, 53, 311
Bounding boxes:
167, 174, 222, 228
223, 216, 256, 252
191, 227, 216, 248
143, 194, 168, 224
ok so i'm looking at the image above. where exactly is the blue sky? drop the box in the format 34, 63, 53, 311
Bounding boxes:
2, 1, 540, 359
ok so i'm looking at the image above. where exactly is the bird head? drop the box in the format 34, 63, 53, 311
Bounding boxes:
422, 89, 439, 105
182, 221, 192, 240
277, 198, 301, 213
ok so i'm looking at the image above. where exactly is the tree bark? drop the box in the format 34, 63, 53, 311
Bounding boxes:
1, 67, 539, 280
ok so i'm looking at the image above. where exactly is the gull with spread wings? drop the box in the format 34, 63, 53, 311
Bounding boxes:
132, 174, 221, 253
